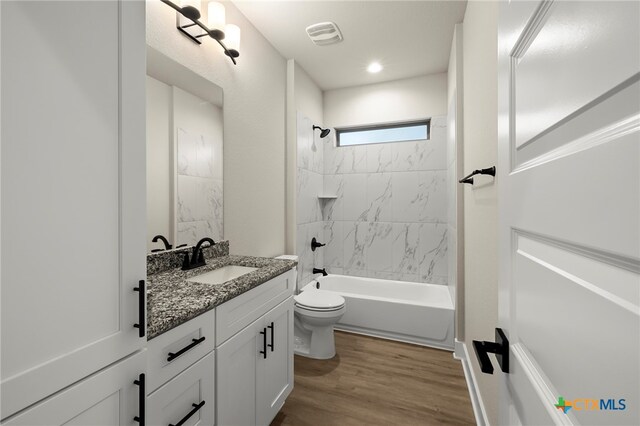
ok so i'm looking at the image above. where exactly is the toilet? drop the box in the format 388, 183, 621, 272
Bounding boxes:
275, 255, 346, 359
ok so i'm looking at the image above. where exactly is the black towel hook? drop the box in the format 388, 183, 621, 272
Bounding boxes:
459, 166, 496, 185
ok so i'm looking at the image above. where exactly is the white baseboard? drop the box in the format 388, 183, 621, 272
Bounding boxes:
454, 339, 489, 426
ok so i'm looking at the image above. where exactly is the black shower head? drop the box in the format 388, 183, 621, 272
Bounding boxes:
313, 125, 331, 138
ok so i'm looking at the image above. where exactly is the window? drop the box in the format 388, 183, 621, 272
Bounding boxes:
336, 120, 430, 147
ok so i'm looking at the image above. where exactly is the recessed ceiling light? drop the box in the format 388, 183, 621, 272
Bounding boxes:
367, 62, 382, 73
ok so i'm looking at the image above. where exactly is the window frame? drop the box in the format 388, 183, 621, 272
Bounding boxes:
335, 119, 431, 147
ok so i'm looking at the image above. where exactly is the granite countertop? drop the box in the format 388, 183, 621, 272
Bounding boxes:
147, 255, 297, 339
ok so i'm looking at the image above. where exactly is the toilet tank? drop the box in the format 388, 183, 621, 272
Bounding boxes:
275, 255, 299, 291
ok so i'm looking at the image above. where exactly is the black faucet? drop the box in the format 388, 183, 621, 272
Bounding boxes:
152, 234, 172, 251
181, 237, 216, 271
313, 268, 328, 276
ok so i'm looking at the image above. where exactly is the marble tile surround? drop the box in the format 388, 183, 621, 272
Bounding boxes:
296, 113, 449, 286
296, 112, 324, 286
176, 128, 223, 246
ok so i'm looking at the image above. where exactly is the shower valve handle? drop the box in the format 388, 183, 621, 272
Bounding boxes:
311, 237, 326, 251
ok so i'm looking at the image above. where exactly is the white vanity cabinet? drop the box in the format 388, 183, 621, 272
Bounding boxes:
256, 298, 295, 425
216, 269, 295, 426
147, 310, 216, 393
0, 0, 146, 421
146, 310, 216, 425
147, 352, 215, 426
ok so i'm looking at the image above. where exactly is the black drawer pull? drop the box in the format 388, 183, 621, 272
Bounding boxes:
133, 373, 145, 425
168, 401, 205, 426
133, 280, 145, 338
259, 328, 267, 359
167, 337, 206, 362
267, 322, 274, 352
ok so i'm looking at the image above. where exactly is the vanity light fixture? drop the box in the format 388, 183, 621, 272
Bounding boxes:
160, 0, 240, 64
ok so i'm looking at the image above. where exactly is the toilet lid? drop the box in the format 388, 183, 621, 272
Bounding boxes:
294, 290, 345, 309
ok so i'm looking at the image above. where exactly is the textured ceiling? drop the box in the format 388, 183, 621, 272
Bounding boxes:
233, 0, 467, 90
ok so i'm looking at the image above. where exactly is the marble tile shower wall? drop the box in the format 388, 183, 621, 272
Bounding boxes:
322, 116, 448, 284
177, 128, 224, 246
296, 112, 324, 286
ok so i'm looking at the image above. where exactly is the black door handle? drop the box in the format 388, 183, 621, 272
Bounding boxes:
168, 401, 206, 426
259, 328, 267, 359
267, 322, 274, 352
472, 328, 509, 374
133, 373, 145, 425
133, 280, 145, 338
167, 337, 206, 362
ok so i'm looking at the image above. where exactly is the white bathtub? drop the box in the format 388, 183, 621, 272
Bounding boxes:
301, 274, 454, 350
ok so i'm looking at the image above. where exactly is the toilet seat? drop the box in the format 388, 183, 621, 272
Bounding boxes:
295, 303, 345, 313
294, 289, 345, 311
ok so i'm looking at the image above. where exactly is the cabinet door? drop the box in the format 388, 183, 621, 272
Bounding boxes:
256, 297, 294, 426
2, 350, 146, 425
216, 320, 262, 426
0, 0, 146, 418
148, 351, 214, 426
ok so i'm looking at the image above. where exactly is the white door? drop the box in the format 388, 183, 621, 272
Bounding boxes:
2, 350, 146, 426
498, 1, 639, 425
216, 319, 261, 426
0, 0, 146, 418
256, 297, 294, 426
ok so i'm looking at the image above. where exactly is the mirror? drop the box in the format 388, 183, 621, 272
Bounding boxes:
146, 47, 224, 253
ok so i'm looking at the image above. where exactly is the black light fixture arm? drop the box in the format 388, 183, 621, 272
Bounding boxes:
160, 0, 239, 64
459, 166, 496, 185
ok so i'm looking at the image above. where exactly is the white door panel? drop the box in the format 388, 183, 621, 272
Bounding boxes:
515, 234, 638, 403
256, 298, 294, 425
216, 320, 260, 426
2, 350, 146, 426
513, 1, 640, 148
511, 127, 639, 257
0, 0, 146, 418
498, 1, 639, 425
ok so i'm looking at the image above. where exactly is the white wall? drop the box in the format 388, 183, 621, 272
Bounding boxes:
324, 73, 447, 128
294, 62, 323, 125
146, 76, 172, 250
447, 24, 465, 340
462, 1, 499, 424
147, 0, 287, 257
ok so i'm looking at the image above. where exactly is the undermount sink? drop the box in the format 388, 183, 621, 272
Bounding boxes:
187, 265, 258, 285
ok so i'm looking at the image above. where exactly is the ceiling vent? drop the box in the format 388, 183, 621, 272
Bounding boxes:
306, 22, 343, 46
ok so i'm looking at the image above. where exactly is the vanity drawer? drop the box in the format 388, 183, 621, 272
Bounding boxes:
148, 309, 215, 393
216, 268, 295, 345
147, 351, 214, 426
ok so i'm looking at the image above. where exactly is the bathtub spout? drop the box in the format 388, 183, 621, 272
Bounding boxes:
313, 268, 328, 276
